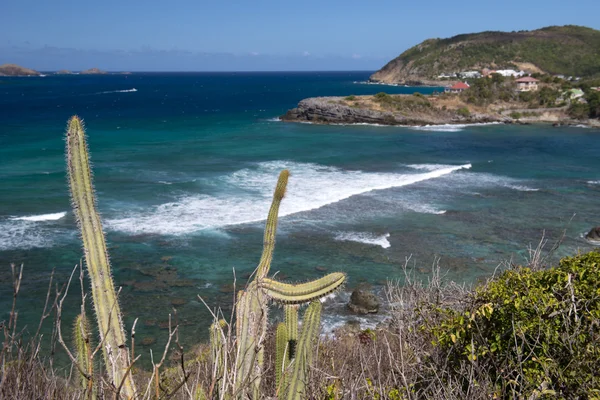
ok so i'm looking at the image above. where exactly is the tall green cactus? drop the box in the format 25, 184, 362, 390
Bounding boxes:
66, 116, 137, 398
233, 169, 345, 398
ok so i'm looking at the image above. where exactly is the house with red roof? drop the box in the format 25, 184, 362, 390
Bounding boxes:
444, 81, 470, 94
515, 76, 539, 92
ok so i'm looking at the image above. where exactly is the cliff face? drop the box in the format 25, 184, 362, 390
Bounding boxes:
370, 25, 600, 84
0, 64, 40, 76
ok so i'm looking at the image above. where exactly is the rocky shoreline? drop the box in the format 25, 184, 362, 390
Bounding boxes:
281, 96, 599, 128
282, 96, 508, 126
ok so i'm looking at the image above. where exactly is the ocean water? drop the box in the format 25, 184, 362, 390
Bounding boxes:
1, 72, 599, 356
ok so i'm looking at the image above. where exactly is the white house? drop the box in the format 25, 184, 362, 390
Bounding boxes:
515, 77, 539, 92
495, 69, 525, 77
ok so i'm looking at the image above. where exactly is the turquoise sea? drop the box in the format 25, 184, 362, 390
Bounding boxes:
1, 72, 599, 354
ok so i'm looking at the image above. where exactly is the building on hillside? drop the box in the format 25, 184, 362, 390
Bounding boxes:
445, 82, 470, 94
591, 87, 600, 92
437, 73, 457, 79
495, 69, 525, 77
564, 88, 585, 100
515, 77, 539, 92
459, 71, 481, 78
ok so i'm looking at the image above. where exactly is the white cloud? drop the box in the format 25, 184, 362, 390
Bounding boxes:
302, 51, 310, 57
352, 53, 362, 59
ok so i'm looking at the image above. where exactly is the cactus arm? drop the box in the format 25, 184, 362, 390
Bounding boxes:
275, 323, 289, 389
261, 272, 346, 304
66, 116, 136, 398
256, 169, 289, 279
284, 305, 298, 359
284, 301, 322, 400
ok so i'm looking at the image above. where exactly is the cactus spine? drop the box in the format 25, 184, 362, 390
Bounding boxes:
284, 301, 322, 400
66, 116, 137, 398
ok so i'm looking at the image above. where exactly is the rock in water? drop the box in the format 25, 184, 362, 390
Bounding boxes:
585, 226, 600, 242
347, 285, 380, 314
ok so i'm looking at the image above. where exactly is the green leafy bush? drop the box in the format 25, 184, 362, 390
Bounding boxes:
456, 107, 470, 117
430, 251, 600, 397
510, 111, 522, 119
344, 95, 356, 101
568, 103, 591, 119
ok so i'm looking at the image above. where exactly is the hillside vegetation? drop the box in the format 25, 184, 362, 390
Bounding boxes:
371, 25, 600, 84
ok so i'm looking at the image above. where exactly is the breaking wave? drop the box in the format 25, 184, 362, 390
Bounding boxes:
106, 161, 471, 235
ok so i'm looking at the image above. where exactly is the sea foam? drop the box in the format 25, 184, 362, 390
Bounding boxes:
95, 88, 138, 95
334, 232, 391, 248
10, 212, 67, 222
106, 161, 471, 235
1, 212, 69, 251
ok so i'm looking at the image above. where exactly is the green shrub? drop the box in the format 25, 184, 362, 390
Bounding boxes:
344, 95, 356, 101
568, 103, 591, 119
510, 111, 522, 119
430, 251, 600, 397
374, 92, 391, 100
456, 107, 470, 117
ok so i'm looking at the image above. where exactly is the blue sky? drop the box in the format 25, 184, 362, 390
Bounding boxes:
1, 0, 598, 71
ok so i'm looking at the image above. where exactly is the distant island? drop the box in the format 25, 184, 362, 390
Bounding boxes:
80, 68, 108, 75
0, 63, 41, 76
370, 25, 600, 86
55, 69, 73, 75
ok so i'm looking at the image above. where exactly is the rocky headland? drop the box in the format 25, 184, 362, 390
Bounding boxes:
281, 94, 508, 126
281, 94, 598, 128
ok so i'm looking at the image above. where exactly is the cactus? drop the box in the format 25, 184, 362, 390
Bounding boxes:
234, 170, 288, 398
275, 323, 289, 389
66, 116, 137, 398
73, 312, 94, 396
231, 169, 345, 398
210, 319, 227, 382
283, 301, 323, 400
261, 273, 346, 304
284, 305, 298, 359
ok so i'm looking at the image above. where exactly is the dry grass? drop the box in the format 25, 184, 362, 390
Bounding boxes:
1, 234, 591, 399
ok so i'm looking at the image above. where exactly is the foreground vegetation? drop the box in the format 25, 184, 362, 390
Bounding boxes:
1, 117, 599, 399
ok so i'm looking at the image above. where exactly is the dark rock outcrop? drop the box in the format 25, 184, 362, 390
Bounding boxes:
348, 286, 381, 314
585, 226, 600, 242
281, 97, 507, 126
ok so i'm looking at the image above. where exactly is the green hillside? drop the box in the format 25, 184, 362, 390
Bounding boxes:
370, 25, 600, 83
